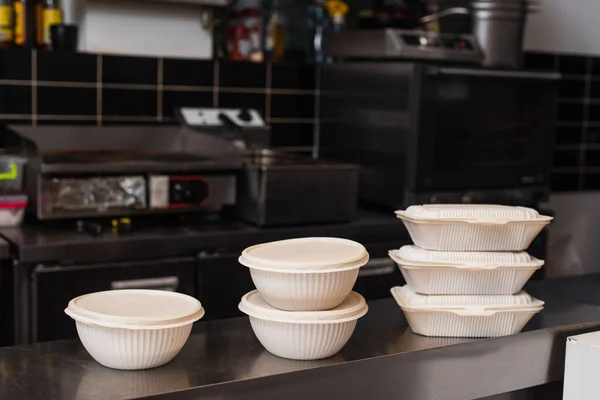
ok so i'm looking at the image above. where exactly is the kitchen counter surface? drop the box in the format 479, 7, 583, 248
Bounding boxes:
1, 274, 600, 400
0, 210, 403, 264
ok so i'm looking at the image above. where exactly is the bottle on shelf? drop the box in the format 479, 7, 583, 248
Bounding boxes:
37, 0, 62, 48
0, 0, 12, 47
13, 0, 27, 47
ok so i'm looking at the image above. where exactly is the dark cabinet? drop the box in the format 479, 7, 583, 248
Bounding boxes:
31, 257, 197, 342
197, 253, 255, 321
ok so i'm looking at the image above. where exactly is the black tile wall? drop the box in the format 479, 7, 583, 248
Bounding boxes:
0, 50, 31, 80
38, 86, 96, 115
219, 61, 266, 88
37, 52, 96, 82
103, 89, 156, 117
0, 50, 317, 150
523, 51, 600, 192
102, 55, 157, 85
163, 58, 213, 87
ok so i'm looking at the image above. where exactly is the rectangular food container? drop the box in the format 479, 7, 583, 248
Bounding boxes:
391, 285, 544, 338
389, 246, 544, 295
395, 204, 553, 251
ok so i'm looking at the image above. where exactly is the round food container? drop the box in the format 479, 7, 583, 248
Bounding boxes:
239, 237, 369, 311
239, 290, 368, 360
65, 289, 204, 370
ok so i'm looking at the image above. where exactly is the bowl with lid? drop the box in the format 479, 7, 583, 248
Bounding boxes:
239, 290, 368, 360
239, 237, 369, 311
65, 289, 204, 370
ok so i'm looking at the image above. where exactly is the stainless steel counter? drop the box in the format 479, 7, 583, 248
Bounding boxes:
1, 275, 599, 400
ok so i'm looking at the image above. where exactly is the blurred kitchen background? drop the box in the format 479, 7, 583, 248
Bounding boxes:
0, 0, 596, 346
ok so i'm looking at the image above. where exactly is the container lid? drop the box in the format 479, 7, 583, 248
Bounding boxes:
65, 289, 204, 329
239, 290, 368, 323
396, 204, 553, 223
390, 245, 544, 269
391, 285, 544, 312
239, 237, 369, 271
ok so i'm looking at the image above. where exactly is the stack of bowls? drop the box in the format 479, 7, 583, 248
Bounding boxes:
238, 237, 370, 360
390, 204, 552, 338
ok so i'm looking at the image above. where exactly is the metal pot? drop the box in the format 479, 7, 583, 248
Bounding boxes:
418, 1, 531, 69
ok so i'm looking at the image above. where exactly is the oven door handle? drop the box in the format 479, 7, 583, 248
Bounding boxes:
358, 257, 397, 277
429, 67, 562, 81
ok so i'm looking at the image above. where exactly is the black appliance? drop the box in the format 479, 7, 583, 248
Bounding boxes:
320, 62, 560, 209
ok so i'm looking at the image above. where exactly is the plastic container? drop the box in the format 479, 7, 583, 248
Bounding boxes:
0, 194, 26, 226
64, 289, 204, 370
389, 245, 544, 295
395, 204, 553, 251
239, 237, 369, 311
391, 285, 544, 338
0, 155, 25, 193
239, 290, 368, 360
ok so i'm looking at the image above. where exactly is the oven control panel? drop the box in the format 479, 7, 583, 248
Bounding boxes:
179, 108, 266, 128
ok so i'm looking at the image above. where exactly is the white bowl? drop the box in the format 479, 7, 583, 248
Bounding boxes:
239, 237, 369, 311
65, 289, 204, 370
239, 290, 368, 360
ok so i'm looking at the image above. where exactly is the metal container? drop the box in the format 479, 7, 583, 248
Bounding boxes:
471, 3, 528, 68
236, 150, 359, 227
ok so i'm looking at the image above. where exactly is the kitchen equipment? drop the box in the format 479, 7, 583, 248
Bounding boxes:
323, 29, 484, 63
391, 285, 544, 338
0, 194, 27, 226
325, 0, 534, 68
0, 154, 25, 193
237, 149, 359, 226
395, 204, 553, 251
8, 124, 243, 220
320, 62, 560, 210
64, 289, 204, 370
238, 237, 369, 311
239, 290, 368, 360
179, 107, 360, 227
389, 245, 544, 295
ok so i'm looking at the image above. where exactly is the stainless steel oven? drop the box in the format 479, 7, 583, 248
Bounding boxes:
320, 62, 560, 209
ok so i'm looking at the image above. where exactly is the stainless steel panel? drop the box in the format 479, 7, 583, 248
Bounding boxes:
543, 192, 600, 278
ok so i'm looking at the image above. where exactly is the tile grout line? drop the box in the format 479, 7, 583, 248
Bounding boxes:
312, 65, 321, 158
213, 60, 219, 107
31, 50, 37, 126
579, 57, 593, 189
265, 63, 272, 123
157, 58, 163, 122
97, 55, 103, 126
0, 78, 317, 94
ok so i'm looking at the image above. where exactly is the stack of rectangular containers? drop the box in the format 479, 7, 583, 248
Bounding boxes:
389, 204, 553, 338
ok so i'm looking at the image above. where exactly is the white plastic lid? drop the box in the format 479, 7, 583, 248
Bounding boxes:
396, 204, 551, 222
64, 289, 204, 329
390, 245, 544, 269
239, 290, 368, 323
391, 285, 544, 312
239, 237, 369, 272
